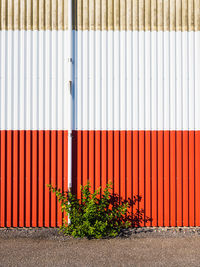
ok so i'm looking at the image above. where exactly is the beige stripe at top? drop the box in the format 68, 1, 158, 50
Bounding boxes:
0, 0, 200, 31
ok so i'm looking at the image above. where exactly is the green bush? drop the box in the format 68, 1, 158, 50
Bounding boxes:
48, 182, 131, 239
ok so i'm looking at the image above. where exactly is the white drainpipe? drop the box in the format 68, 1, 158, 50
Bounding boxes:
68, 0, 73, 223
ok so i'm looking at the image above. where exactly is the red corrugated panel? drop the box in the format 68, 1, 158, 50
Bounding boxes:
114, 131, 120, 197
44, 131, 50, 227
145, 131, 151, 226
6, 131, 12, 227
0, 131, 6, 227
127, 131, 132, 219
13, 131, 18, 227
139, 131, 145, 227
89, 131, 95, 192
195, 132, 200, 226
102, 131, 107, 190
164, 131, 170, 227
1, 130, 200, 227
32, 131, 38, 227
108, 131, 114, 191
189, 131, 195, 226
183, 131, 189, 226
83, 131, 88, 186
170, 131, 176, 227
133, 132, 139, 224
57, 131, 63, 227
51, 131, 57, 227
77, 131, 82, 200
38, 131, 44, 227
63, 131, 68, 224
19, 131, 25, 227
176, 131, 183, 226
95, 131, 101, 190
25, 131, 31, 227
157, 131, 164, 226
151, 132, 158, 226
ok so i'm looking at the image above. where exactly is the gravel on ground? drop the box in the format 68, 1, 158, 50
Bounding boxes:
1, 227, 200, 267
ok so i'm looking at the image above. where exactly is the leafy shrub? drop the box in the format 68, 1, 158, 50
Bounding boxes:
48, 182, 131, 239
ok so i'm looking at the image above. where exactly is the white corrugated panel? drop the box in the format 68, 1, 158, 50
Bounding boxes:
1, 30, 200, 131
73, 31, 200, 131
0, 30, 69, 130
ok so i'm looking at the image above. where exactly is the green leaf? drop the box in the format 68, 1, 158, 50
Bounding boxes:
47, 181, 131, 239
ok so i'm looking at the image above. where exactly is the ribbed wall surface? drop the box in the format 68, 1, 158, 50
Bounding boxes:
0, 130, 69, 227
74, 0, 200, 31
0, 0, 69, 30
75, 130, 200, 227
1, 0, 200, 31
1, 1, 200, 227
1, 30, 200, 131
0, 31, 69, 130
74, 31, 200, 130
1, 129, 200, 227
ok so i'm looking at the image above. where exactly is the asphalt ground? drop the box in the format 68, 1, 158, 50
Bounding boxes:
1, 228, 200, 267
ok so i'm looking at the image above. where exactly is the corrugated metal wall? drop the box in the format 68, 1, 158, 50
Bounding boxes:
0, 130, 69, 227
1, 0, 200, 31
1, 0, 200, 227
75, 130, 200, 227
0, 30, 69, 130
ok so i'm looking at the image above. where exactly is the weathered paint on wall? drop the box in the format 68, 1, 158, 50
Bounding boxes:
1, 0, 200, 31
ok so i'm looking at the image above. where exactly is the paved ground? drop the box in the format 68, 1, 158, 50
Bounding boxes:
1, 228, 200, 267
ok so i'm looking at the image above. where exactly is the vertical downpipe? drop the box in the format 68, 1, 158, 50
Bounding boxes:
68, 0, 73, 224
